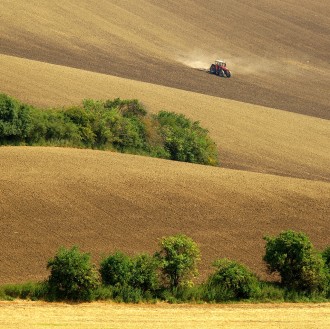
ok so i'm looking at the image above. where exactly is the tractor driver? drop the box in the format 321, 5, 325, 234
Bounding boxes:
215, 62, 219, 73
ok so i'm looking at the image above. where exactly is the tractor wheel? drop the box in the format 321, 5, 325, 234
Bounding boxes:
219, 69, 224, 77
225, 70, 231, 78
210, 64, 216, 74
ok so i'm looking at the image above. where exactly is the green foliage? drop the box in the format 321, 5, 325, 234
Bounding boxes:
0, 282, 48, 301
159, 285, 204, 303
109, 285, 145, 303
263, 230, 328, 295
156, 111, 219, 166
130, 253, 160, 292
100, 252, 159, 294
104, 98, 147, 118
98, 251, 159, 303
0, 94, 219, 166
47, 246, 100, 301
321, 247, 330, 298
100, 252, 133, 286
322, 246, 330, 269
254, 282, 285, 302
2, 231, 327, 303
207, 258, 260, 300
156, 234, 200, 289
0, 93, 33, 143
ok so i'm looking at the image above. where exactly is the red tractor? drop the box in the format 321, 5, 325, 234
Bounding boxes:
210, 60, 231, 78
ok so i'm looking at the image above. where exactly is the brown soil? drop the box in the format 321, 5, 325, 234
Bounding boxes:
0, 0, 329, 119
0, 147, 329, 283
0, 55, 329, 182
0, 1, 329, 284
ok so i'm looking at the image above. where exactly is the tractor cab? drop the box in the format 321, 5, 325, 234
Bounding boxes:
215, 60, 226, 68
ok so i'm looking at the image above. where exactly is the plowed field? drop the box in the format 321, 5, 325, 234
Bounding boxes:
0, 0, 329, 285
0, 0, 329, 119
1, 147, 329, 283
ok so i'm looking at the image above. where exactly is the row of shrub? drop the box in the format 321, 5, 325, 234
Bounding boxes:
0, 93, 219, 165
1, 231, 329, 303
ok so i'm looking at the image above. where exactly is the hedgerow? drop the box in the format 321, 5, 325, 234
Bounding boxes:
0, 93, 219, 166
0, 230, 328, 303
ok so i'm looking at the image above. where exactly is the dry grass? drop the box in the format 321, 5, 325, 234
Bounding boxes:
0, 301, 329, 329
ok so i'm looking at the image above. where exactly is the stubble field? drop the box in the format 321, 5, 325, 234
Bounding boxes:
1, 301, 330, 329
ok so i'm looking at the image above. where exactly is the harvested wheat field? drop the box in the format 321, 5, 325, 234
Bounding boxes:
0, 0, 330, 290
0, 301, 330, 329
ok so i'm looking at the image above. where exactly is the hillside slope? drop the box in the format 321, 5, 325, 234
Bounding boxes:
0, 0, 329, 285
1, 55, 329, 182
0, 0, 329, 118
0, 147, 329, 284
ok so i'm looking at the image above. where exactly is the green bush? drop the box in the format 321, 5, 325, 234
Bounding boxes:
201, 284, 235, 302
263, 230, 328, 295
321, 247, 330, 298
0, 93, 33, 144
322, 247, 330, 269
156, 111, 219, 166
130, 253, 159, 292
47, 246, 100, 301
256, 282, 285, 302
104, 98, 147, 118
27, 108, 48, 144
94, 285, 113, 300
100, 252, 159, 295
0, 94, 219, 166
166, 285, 204, 303
111, 284, 145, 303
0, 282, 48, 301
156, 234, 200, 289
206, 258, 260, 301
100, 251, 133, 286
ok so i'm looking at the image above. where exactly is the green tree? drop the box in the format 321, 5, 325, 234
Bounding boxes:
100, 252, 133, 286
263, 230, 327, 294
47, 246, 100, 301
156, 234, 200, 289
130, 253, 159, 292
207, 258, 259, 300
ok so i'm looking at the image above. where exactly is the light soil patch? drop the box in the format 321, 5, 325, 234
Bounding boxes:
0, 301, 329, 329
